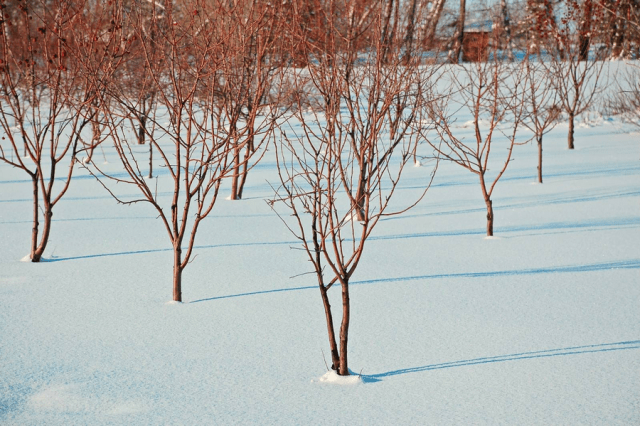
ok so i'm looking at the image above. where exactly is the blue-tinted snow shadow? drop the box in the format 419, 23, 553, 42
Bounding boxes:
383, 190, 640, 221
0, 190, 274, 207
0, 168, 173, 186
393, 163, 639, 194
42, 216, 640, 262
374, 216, 640, 240
188, 259, 640, 304
0, 212, 273, 225
361, 340, 640, 382
45, 240, 298, 262
353, 259, 640, 285
189, 284, 317, 303
0, 216, 156, 225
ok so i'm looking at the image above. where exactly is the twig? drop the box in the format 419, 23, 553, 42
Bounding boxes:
321, 348, 329, 371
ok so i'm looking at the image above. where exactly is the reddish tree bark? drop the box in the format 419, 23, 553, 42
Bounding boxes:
426, 56, 529, 236
270, 8, 437, 375
0, 0, 111, 261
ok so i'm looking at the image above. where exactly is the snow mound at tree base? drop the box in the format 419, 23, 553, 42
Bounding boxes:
313, 370, 362, 385
19, 254, 51, 262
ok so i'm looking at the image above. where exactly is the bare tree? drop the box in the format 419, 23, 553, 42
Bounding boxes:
599, 0, 640, 59
499, 0, 514, 60
0, 0, 114, 261
522, 56, 561, 183
221, 0, 285, 200
606, 63, 640, 128
380, 0, 398, 63
451, 0, 466, 63
119, 0, 164, 148
270, 10, 437, 376
402, 0, 419, 63
548, 55, 606, 150
578, 0, 595, 61
422, 0, 447, 51
85, 1, 280, 302
541, 1, 608, 150
523, 0, 562, 58
425, 57, 529, 236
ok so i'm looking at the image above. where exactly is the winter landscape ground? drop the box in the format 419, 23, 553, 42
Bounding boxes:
1, 70, 639, 424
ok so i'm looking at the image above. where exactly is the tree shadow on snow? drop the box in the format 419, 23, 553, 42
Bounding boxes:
374, 216, 640, 240
45, 240, 296, 262
362, 340, 640, 382
41, 215, 639, 263
189, 259, 640, 304
382, 190, 640, 222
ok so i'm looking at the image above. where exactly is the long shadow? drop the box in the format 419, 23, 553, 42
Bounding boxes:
0, 216, 156, 225
499, 189, 640, 210
362, 340, 640, 382
42, 216, 640, 262
383, 189, 640, 221
499, 217, 640, 233
0, 211, 273, 225
388, 163, 639, 195
46, 240, 298, 262
373, 217, 640, 240
189, 284, 317, 303
352, 259, 640, 285
0, 168, 173, 186
0, 193, 119, 204
0, 189, 276, 206
189, 259, 640, 304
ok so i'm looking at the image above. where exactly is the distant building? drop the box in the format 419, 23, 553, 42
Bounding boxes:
463, 19, 493, 62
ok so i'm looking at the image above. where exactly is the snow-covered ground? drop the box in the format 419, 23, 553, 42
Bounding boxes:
1, 94, 639, 423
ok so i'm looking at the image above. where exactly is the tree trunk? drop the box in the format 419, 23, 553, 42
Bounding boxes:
609, 1, 626, 58
148, 139, 153, 178
568, 112, 575, 149
485, 198, 494, 236
230, 142, 240, 200
319, 285, 340, 371
544, 0, 564, 60
402, 0, 418, 64
380, 0, 395, 64
388, 0, 400, 65
537, 135, 543, 183
500, 0, 513, 61
137, 115, 146, 145
21, 119, 27, 157
173, 245, 183, 302
578, 0, 593, 61
338, 279, 350, 375
424, 0, 446, 50
89, 119, 100, 161
237, 153, 249, 200
526, 0, 538, 54
354, 171, 366, 222
30, 175, 39, 261
452, 0, 466, 63
32, 206, 52, 263
236, 134, 254, 200
578, 36, 591, 62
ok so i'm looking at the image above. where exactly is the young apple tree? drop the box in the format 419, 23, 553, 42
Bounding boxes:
606, 63, 640, 128
541, 0, 608, 150
0, 0, 115, 261
86, 1, 280, 302
269, 7, 437, 376
218, 0, 285, 200
425, 56, 530, 236
522, 56, 561, 184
